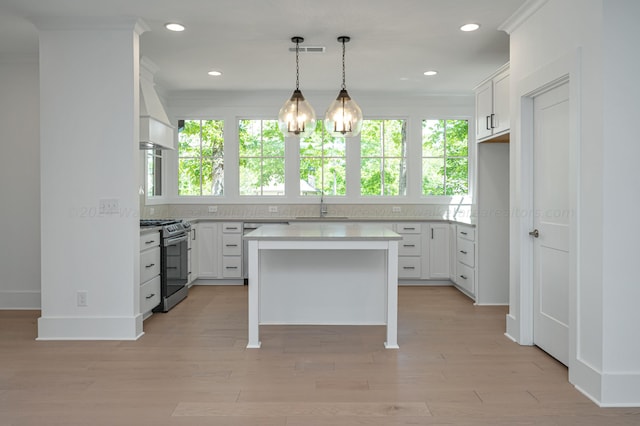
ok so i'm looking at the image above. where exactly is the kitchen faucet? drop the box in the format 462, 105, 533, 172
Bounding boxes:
320, 192, 328, 217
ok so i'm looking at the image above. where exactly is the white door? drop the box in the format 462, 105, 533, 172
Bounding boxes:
532, 82, 570, 365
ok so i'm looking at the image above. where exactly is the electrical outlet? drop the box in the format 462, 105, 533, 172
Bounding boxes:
268, 206, 278, 213
77, 291, 88, 307
208, 205, 217, 213
99, 198, 119, 214
392, 206, 401, 213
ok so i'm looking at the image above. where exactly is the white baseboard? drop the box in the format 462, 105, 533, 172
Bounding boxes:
193, 279, 244, 286
0, 290, 41, 309
37, 314, 143, 340
399, 280, 453, 286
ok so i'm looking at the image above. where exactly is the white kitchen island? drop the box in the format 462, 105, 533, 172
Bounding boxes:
244, 222, 402, 349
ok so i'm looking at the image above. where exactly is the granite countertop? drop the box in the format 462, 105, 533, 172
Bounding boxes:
243, 222, 403, 241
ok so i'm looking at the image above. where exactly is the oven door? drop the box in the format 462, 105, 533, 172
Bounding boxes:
163, 233, 189, 298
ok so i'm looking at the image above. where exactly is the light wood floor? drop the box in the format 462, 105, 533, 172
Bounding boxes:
1, 285, 639, 425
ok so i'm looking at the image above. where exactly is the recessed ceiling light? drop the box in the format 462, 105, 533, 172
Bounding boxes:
460, 23, 480, 32
423, 70, 438, 76
164, 23, 185, 32
207, 70, 222, 76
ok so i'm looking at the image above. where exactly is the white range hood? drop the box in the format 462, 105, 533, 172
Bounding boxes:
140, 57, 175, 150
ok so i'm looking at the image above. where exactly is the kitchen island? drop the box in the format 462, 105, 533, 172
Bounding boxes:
244, 222, 402, 349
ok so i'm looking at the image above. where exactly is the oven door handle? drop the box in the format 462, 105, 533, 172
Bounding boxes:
164, 234, 188, 246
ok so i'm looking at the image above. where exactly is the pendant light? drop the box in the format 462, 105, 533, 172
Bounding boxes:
324, 36, 363, 138
278, 36, 316, 138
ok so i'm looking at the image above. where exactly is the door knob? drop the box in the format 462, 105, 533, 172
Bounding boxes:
529, 229, 539, 238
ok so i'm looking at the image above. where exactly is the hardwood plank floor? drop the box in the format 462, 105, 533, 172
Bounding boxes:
1, 285, 639, 425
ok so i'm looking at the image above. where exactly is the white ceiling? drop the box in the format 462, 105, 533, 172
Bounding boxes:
0, 0, 525, 95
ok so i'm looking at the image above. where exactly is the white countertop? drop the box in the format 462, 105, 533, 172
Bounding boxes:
243, 222, 402, 241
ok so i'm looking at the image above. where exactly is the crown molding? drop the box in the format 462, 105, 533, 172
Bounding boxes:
499, 0, 550, 34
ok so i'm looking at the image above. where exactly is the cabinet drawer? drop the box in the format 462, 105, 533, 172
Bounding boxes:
456, 262, 475, 295
140, 246, 160, 283
222, 256, 242, 277
222, 234, 242, 255
140, 231, 160, 249
457, 226, 475, 241
399, 234, 421, 256
222, 222, 242, 233
398, 257, 421, 278
140, 275, 160, 314
396, 222, 421, 234
456, 238, 475, 267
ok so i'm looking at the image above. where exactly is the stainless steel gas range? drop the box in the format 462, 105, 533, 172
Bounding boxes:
140, 219, 191, 312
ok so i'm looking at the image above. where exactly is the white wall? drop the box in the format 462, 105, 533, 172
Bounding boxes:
0, 57, 41, 309
36, 19, 144, 339
506, 0, 640, 406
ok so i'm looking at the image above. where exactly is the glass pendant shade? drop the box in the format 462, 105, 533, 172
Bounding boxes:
278, 89, 316, 138
324, 36, 363, 138
324, 89, 363, 137
278, 36, 316, 138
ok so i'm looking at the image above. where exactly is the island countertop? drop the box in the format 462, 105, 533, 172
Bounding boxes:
243, 222, 402, 241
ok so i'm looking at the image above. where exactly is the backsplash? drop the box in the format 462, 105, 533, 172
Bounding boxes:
140, 203, 475, 224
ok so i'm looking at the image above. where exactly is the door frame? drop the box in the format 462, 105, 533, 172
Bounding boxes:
510, 50, 581, 370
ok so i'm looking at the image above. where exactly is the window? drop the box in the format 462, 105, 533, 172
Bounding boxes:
300, 122, 346, 196
238, 119, 285, 196
422, 119, 469, 196
178, 119, 224, 196
146, 149, 162, 197
360, 119, 407, 196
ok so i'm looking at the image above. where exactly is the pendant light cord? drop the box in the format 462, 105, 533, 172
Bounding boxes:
295, 39, 300, 91
341, 38, 346, 90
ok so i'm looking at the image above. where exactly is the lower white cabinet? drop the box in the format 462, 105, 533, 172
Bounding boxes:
425, 223, 450, 279
396, 223, 423, 279
197, 222, 218, 278
139, 230, 161, 318
454, 224, 477, 297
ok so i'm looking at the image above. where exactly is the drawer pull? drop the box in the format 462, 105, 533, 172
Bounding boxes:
145, 293, 155, 299
403, 244, 416, 248
226, 266, 238, 269
145, 263, 155, 268
403, 227, 415, 231
460, 231, 468, 235
226, 227, 238, 230
226, 244, 238, 247
403, 266, 415, 270
459, 275, 467, 280
459, 250, 467, 254
145, 240, 156, 244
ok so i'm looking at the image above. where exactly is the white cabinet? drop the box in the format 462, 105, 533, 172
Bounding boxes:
139, 230, 161, 318
396, 222, 422, 279
197, 221, 218, 279
475, 64, 510, 142
221, 222, 243, 278
454, 224, 476, 297
425, 223, 450, 279
187, 224, 198, 285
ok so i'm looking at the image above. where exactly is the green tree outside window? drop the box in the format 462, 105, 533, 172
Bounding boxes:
422, 119, 469, 196
360, 119, 407, 196
238, 119, 285, 196
178, 119, 224, 196
300, 122, 346, 196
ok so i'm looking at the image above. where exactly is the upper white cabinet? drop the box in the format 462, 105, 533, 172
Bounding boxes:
475, 63, 510, 142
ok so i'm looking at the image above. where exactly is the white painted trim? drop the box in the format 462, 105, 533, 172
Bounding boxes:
514, 48, 584, 394
37, 315, 143, 340
499, 0, 550, 35
0, 290, 41, 310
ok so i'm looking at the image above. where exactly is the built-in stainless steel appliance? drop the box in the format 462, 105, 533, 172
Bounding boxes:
140, 219, 191, 312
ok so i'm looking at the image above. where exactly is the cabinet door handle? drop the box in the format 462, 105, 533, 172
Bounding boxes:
145, 263, 155, 268
145, 240, 155, 245
459, 275, 467, 280
459, 250, 467, 254
146, 293, 155, 299
486, 115, 491, 130
431, 228, 434, 239
460, 231, 468, 235
491, 113, 496, 129
192, 229, 196, 240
